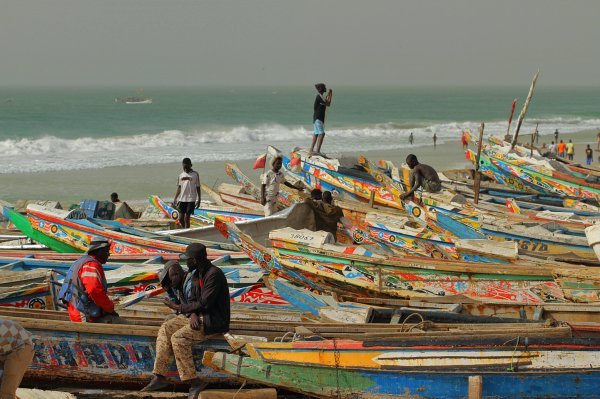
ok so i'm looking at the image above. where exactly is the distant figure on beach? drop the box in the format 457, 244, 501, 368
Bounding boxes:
585, 145, 593, 165
461, 132, 468, 150
261, 155, 302, 216
60, 237, 127, 324
400, 154, 442, 201
549, 141, 556, 156
142, 244, 230, 397
309, 83, 332, 157
110, 192, 121, 203
554, 129, 559, 143
174, 158, 201, 229
433, 133, 437, 148
566, 139, 575, 160
409, 132, 414, 145
0, 319, 34, 399
596, 130, 600, 150
557, 140, 566, 158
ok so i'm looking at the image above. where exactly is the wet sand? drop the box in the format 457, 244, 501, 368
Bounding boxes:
1, 130, 597, 205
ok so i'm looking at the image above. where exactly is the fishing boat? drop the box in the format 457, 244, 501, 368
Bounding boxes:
204, 342, 600, 399
216, 219, 600, 304
115, 96, 152, 104
10, 203, 239, 256
149, 195, 262, 225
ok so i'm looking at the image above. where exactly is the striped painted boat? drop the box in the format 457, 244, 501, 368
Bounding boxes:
204, 347, 600, 399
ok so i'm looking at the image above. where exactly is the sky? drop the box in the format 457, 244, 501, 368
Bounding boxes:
1, 0, 599, 87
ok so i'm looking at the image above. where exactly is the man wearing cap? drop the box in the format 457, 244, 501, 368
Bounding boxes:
309, 83, 333, 157
174, 157, 201, 229
60, 237, 125, 323
142, 243, 230, 399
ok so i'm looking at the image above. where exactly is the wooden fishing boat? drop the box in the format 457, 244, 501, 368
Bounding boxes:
205, 183, 265, 212
216, 219, 600, 304
204, 347, 600, 399
269, 146, 401, 208
149, 194, 262, 225
225, 162, 305, 209
585, 224, 600, 262
228, 334, 599, 370
18, 203, 239, 256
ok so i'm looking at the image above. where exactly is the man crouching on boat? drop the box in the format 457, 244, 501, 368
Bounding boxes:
142, 243, 230, 399
59, 237, 127, 324
400, 154, 442, 201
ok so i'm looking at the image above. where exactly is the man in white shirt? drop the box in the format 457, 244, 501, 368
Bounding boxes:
260, 156, 301, 216
173, 158, 201, 229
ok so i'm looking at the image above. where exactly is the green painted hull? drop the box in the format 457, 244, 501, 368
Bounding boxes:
0, 204, 81, 253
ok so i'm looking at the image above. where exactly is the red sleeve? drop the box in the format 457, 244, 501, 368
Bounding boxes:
79, 261, 114, 313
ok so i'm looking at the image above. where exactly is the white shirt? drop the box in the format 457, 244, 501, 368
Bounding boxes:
177, 170, 200, 202
261, 170, 286, 202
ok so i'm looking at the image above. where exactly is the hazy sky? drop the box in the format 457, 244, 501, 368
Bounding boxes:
1, 1, 599, 87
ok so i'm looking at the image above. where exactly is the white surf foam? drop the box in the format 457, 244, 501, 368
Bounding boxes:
2, 117, 598, 173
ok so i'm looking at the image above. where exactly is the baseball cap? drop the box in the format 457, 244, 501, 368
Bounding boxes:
87, 237, 111, 253
158, 260, 180, 285
179, 243, 207, 261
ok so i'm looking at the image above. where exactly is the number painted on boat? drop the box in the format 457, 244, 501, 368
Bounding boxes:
508, 239, 548, 252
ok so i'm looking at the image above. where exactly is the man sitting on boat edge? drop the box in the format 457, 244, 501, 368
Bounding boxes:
142, 243, 230, 399
59, 237, 127, 324
400, 154, 442, 201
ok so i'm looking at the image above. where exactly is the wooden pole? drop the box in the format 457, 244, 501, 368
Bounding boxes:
468, 375, 483, 399
506, 98, 517, 140
473, 122, 485, 204
530, 123, 538, 157
369, 190, 376, 208
511, 70, 540, 149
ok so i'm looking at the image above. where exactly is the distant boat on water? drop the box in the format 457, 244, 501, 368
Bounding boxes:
115, 88, 152, 104
115, 96, 153, 104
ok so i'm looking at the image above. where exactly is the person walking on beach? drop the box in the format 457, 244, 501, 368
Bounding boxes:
261, 155, 302, 216
566, 139, 575, 160
554, 129, 559, 143
309, 83, 332, 157
174, 158, 201, 229
461, 131, 468, 150
0, 319, 34, 399
399, 154, 442, 201
557, 140, 566, 158
59, 237, 126, 324
596, 130, 600, 150
409, 132, 414, 145
549, 141, 557, 157
142, 244, 230, 399
433, 133, 437, 148
585, 145, 593, 165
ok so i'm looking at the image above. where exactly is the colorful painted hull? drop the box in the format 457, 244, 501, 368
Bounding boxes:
150, 195, 261, 225
25, 204, 237, 257
241, 336, 600, 370
204, 351, 600, 399
0, 316, 232, 385
216, 219, 599, 304
0, 202, 79, 253
273, 146, 401, 208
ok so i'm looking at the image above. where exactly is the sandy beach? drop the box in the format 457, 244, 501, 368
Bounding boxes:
2, 130, 598, 206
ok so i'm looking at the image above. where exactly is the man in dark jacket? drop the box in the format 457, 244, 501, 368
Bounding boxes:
141, 244, 230, 399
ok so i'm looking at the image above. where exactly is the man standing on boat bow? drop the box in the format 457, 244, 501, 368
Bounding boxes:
400, 154, 442, 201
142, 243, 230, 399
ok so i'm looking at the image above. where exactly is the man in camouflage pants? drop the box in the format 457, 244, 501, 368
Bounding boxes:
142, 244, 230, 399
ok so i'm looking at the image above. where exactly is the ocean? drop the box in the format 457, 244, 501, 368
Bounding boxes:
1, 86, 599, 174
